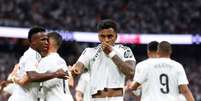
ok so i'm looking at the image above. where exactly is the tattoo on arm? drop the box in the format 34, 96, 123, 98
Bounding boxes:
111, 55, 135, 78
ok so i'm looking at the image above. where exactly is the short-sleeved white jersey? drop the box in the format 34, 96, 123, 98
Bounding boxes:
76, 72, 90, 101
12, 47, 41, 101
37, 52, 73, 101
134, 58, 189, 101
78, 44, 135, 95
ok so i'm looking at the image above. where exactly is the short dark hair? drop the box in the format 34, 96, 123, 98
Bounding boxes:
28, 26, 46, 42
158, 41, 172, 55
48, 32, 62, 48
97, 19, 118, 32
147, 41, 159, 52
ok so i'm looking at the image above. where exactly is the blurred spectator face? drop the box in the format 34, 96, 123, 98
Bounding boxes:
98, 28, 117, 45
31, 32, 49, 55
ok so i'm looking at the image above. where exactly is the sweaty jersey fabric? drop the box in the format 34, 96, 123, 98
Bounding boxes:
134, 58, 189, 101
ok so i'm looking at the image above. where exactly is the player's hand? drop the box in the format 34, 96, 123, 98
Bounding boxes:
0, 80, 9, 92
71, 64, 82, 76
125, 80, 134, 91
55, 69, 68, 79
76, 96, 83, 101
101, 42, 112, 55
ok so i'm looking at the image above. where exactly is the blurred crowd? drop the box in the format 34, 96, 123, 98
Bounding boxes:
0, 0, 201, 33
0, 38, 201, 101
0, 0, 201, 100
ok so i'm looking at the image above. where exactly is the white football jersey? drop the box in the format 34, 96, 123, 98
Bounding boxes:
78, 44, 135, 95
11, 47, 41, 101
134, 58, 189, 101
76, 72, 90, 101
37, 52, 73, 101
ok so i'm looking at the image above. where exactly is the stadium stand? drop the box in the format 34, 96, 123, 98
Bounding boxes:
0, 0, 201, 100
0, 0, 201, 33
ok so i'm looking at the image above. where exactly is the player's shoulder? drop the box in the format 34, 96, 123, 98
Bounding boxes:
22, 48, 33, 58
169, 59, 184, 69
51, 53, 66, 63
81, 46, 99, 55
115, 44, 131, 50
20, 48, 40, 61
139, 58, 152, 64
156, 58, 184, 70
136, 59, 152, 68
24, 47, 38, 56
162, 58, 183, 67
136, 58, 157, 69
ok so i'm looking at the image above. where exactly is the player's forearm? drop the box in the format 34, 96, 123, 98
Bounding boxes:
128, 81, 141, 91
111, 55, 135, 77
27, 71, 57, 82
72, 62, 85, 77
181, 89, 195, 101
182, 92, 194, 101
179, 85, 195, 101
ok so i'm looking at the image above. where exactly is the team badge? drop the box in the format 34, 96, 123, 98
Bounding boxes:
124, 49, 132, 58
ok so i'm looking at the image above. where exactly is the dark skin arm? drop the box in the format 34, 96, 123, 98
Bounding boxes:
27, 69, 67, 82
111, 56, 135, 78
14, 69, 67, 86
0, 80, 10, 93
71, 62, 85, 77
127, 81, 141, 91
101, 42, 135, 77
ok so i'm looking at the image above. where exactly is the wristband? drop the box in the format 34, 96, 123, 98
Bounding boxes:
108, 51, 116, 58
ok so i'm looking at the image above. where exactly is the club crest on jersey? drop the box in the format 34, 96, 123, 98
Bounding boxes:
124, 49, 132, 58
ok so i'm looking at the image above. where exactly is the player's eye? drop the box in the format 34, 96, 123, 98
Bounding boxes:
107, 35, 113, 39
100, 35, 106, 38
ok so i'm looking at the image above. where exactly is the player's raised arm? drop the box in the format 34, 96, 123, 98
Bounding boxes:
101, 42, 135, 78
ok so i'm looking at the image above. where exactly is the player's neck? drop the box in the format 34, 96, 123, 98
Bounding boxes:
48, 48, 57, 54
159, 55, 170, 58
148, 53, 157, 58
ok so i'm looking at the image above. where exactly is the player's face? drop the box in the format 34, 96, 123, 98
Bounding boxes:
98, 28, 117, 45
32, 32, 49, 55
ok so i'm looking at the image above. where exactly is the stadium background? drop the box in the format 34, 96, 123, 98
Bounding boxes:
0, 0, 201, 101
